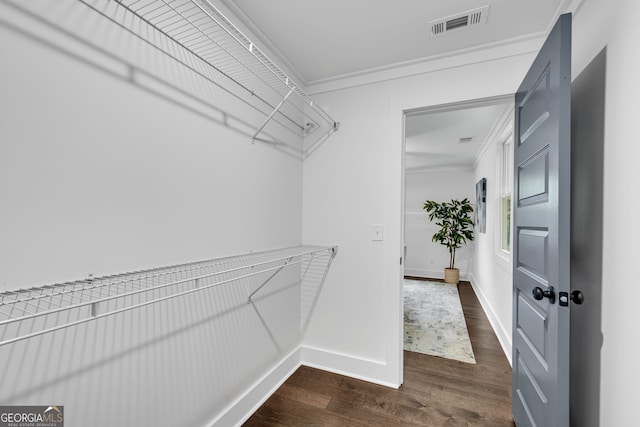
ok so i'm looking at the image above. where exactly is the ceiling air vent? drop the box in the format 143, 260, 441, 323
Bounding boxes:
430, 6, 489, 36
458, 137, 474, 144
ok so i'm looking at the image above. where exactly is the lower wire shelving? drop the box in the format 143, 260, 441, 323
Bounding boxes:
0, 245, 337, 347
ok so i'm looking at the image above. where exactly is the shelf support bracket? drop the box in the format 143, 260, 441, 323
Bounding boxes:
247, 256, 293, 303
252, 87, 295, 143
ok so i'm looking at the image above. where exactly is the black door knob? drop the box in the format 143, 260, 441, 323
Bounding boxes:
532, 287, 544, 300
559, 290, 585, 307
532, 286, 556, 304
571, 290, 584, 305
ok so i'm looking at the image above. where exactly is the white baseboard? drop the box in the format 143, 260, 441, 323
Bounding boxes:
207, 345, 401, 426
468, 273, 512, 366
300, 345, 401, 389
207, 348, 302, 427
207, 279, 509, 426
404, 267, 470, 282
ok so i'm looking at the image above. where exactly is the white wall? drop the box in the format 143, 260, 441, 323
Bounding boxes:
0, 1, 303, 289
303, 0, 640, 423
301, 81, 397, 383
404, 168, 475, 280
6, 0, 635, 424
0, 1, 305, 425
571, 0, 640, 424
302, 49, 537, 386
471, 132, 514, 363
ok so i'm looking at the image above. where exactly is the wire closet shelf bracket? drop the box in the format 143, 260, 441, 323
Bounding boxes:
108, 0, 339, 148
0, 245, 337, 347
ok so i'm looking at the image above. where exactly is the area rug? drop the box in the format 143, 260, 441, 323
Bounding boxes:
404, 279, 476, 364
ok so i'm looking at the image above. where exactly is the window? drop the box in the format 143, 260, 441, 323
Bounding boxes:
501, 194, 511, 251
499, 136, 513, 253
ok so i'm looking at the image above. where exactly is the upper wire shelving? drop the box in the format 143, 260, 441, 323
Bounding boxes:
109, 0, 339, 148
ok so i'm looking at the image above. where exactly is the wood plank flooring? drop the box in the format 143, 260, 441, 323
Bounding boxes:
244, 280, 514, 426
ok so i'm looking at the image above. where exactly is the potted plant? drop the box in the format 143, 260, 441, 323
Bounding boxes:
423, 198, 474, 284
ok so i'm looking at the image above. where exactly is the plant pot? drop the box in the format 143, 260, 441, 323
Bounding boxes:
444, 268, 459, 284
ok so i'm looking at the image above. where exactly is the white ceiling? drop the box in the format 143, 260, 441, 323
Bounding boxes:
405, 100, 512, 171
220, 0, 573, 169
222, 0, 575, 85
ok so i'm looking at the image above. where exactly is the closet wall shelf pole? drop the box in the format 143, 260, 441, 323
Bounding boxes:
301, 245, 338, 334
0, 245, 337, 347
252, 86, 295, 143
247, 256, 293, 303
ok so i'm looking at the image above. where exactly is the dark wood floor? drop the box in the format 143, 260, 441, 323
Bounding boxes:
244, 280, 514, 426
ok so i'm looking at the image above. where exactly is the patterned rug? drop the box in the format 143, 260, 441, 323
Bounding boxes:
404, 279, 476, 364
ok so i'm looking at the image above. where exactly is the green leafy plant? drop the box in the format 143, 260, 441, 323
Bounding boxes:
423, 198, 475, 270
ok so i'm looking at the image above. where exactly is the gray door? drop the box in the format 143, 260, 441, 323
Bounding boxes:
512, 13, 572, 427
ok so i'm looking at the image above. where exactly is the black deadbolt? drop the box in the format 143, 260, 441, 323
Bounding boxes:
559, 290, 585, 306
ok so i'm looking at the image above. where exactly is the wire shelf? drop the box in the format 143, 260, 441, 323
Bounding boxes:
4, 0, 339, 149
108, 0, 339, 145
0, 245, 337, 347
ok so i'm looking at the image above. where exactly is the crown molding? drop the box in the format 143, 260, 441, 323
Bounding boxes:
218, 0, 584, 95
305, 34, 545, 95
305, 0, 584, 94
552, 0, 587, 28
405, 165, 474, 175
472, 102, 515, 169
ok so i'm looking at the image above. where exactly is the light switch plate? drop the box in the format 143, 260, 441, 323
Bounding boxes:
372, 224, 384, 241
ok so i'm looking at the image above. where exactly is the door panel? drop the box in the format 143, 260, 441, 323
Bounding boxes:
518, 148, 549, 203
515, 354, 548, 423
512, 13, 571, 427
519, 67, 551, 145
517, 228, 549, 281
517, 294, 548, 357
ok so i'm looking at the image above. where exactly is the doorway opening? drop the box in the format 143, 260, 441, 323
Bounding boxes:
401, 95, 514, 366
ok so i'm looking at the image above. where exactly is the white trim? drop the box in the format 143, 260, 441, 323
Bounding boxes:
469, 274, 512, 366
300, 345, 401, 389
566, 0, 586, 15
307, 37, 543, 95
219, 0, 582, 93
206, 344, 403, 425
405, 95, 513, 116
206, 347, 302, 427
551, 0, 586, 29
495, 248, 512, 273
473, 103, 514, 169
494, 120, 515, 267
405, 165, 473, 175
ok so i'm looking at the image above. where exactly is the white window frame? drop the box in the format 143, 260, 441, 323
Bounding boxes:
495, 119, 514, 271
